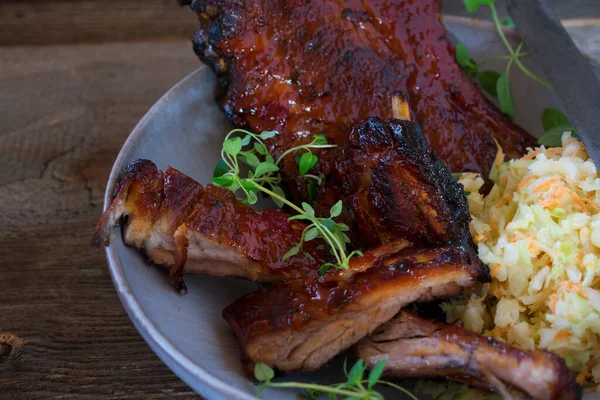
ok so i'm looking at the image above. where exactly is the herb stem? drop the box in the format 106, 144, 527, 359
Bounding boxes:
489, 3, 551, 88
275, 143, 337, 166
251, 181, 344, 265
477, 52, 528, 66
252, 181, 305, 215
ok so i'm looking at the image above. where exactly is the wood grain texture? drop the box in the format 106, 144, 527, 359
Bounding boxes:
0, 41, 202, 399
1, 0, 599, 46
0, 0, 199, 46
0, 1, 599, 399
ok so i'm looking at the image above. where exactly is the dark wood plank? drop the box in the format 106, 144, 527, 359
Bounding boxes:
0, 0, 199, 46
0, 40, 203, 399
0, 0, 599, 46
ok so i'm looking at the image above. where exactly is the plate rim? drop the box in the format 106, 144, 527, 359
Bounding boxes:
102, 66, 259, 400
101, 16, 600, 399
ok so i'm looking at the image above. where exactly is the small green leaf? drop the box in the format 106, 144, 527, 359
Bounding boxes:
542, 108, 571, 131
307, 181, 319, 202
282, 245, 300, 261
254, 362, 275, 382
463, 0, 493, 13
368, 360, 387, 389
303, 251, 315, 261
259, 130, 278, 140
254, 142, 267, 155
254, 162, 279, 178
455, 43, 478, 77
502, 17, 517, 29
246, 191, 258, 205
271, 185, 286, 208
239, 151, 261, 168
330, 200, 343, 218
299, 152, 319, 175
321, 218, 336, 232
497, 72, 515, 119
478, 70, 501, 97
304, 227, 319, 241
455, 43, 471, 66
213, 159, 229, 178
318, 263, 334, 276
212, 176, 234, 187
464, 190, 471, 196
342, 233, 351, 244
223, 137, 243, 156
314, 134, 328, 145
241, 135, 252, 146
240, 180, 258, 191
337, 223, 350, 232
346, 359, 366, 387
302, 202, 315, 218
265, 153, 275, 164
538, 126, 576, 147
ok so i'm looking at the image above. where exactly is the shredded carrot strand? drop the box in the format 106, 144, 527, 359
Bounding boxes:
545, 147, 564, 156
494, 193, 513, 208
491, 263, 502, 277
533, 177, 561, 193
523, 149, 541, 160
566, 188, 590, 214
516, 175, 537, 191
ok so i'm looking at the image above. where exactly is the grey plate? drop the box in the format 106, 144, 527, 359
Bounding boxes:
102, 17, 600, 400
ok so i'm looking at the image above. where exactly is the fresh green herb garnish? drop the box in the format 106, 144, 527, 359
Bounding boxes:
254, 360, 418, 400
538, 108, 578, 147
458, 0, 577, 148
213, 129, 363, 273
456, 0, 550, 121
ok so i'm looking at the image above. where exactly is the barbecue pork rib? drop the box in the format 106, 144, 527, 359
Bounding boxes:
92, 159, 334, 292
355, 312, 581, 400
335, 117, 471, 248
222, 244, 488, 376
182, 0, 535, 188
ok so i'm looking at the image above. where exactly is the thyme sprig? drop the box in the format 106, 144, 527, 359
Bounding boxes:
457, 0, 577, 148
213, 129, 363, 273
254, 360, 418, 400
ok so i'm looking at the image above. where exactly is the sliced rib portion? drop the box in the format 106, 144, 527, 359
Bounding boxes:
184, 0, 535, 186
92, 159, 332, 292
222, 244, 488, 376
335, 117, 471, 248
355, 312, 581, 400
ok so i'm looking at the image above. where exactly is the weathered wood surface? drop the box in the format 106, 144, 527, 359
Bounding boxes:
1, 0, 599, 46
0, 41, 202, 399
0, 1, 599, 399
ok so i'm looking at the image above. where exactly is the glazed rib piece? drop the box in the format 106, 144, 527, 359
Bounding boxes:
355, 312, 581, 400
222, 244, 489, 376
92, 159, 333, 292
335, 117, 471, 248
183, 0, 535, 190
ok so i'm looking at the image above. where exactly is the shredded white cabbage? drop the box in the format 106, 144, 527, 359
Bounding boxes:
445, 132, 600, 386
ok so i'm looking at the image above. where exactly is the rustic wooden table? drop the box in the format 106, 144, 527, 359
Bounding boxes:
1, 1, 599, 398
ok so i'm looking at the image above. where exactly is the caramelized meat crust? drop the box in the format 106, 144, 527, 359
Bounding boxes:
356, 312, 581, 400
183, 0, 535, 186
335, 117, 471, 248
92, 160, 332, 292
222, 244, 488, 376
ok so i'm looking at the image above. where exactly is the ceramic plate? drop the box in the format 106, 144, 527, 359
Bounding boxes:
102, 17, 600, 400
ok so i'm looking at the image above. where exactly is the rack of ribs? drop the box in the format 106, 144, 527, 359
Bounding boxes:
181, 0, 536, 201
355, 311, 580, 400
